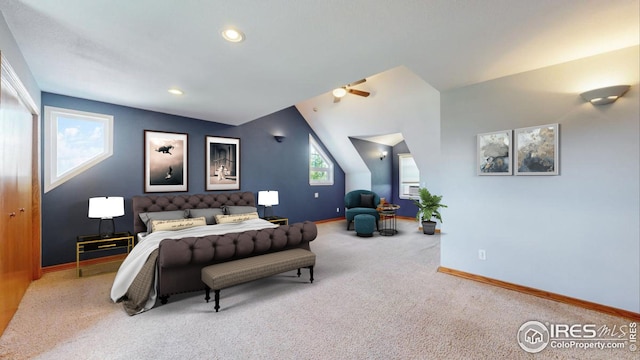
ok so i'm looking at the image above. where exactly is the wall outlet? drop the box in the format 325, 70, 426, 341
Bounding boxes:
314, 192, 319, 198
336, 207, 340, 213
478, 249, 486, 260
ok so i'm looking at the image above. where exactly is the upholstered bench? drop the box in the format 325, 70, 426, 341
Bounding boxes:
354, 214, 375, 237
201, 248, 316, 312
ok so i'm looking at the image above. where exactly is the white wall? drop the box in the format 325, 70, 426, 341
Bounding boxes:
0, 12, 40, 109
440, 46, 639, 313
345, 171, 371, 193
400, 69, 441, 194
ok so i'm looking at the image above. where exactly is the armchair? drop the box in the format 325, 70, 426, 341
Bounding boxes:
344, 190, 380, 231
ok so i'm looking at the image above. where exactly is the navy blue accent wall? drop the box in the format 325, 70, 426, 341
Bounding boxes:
41, 93, 344, 267
230, 107, 346, 222
349, 137, 392, 202
392, 140, 418, 218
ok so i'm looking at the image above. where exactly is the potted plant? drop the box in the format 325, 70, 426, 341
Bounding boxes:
413, 187, 447, 235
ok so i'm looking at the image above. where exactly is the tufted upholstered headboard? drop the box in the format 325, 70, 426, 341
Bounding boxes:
132, 192, 255, 235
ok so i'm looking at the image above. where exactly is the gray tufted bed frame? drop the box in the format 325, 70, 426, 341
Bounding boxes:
131, 192, 318, 306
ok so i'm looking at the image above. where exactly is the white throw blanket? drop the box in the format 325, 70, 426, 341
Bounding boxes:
110, 218, 278, 312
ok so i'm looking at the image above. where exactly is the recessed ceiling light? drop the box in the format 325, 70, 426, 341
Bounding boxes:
168, 88, 184, 95
222, 28, 245, 43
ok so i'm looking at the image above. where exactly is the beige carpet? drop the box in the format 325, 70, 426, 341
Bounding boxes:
0, 220, 636, 359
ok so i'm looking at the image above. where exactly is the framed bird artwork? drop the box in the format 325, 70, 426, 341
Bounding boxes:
144, 130, 188, 192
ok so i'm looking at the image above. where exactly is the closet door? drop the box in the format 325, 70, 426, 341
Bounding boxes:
14, 78, 33, 284
0, 58, 37, 335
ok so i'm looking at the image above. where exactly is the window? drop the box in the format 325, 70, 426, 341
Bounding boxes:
44, 106, 113, 193
399, 153, 420, 199
309, 134, 333, 185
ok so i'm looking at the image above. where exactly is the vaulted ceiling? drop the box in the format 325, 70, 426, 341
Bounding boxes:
1, 1, 638, 183
1, 1, 637, 125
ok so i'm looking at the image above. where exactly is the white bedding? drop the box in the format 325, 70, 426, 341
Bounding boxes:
110, 218, 278, 312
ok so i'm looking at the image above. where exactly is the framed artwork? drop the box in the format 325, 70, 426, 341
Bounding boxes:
206, 136, 240, 190
477, 130, 512, 175
514, 123, 559, 175
144, 130, 188, 192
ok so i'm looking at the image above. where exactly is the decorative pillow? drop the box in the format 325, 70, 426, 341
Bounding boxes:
214, 212, 260, 224
150, 217, 207, 233
188, 208, 224, 225
139, 210, 188, 229
223, 205, 258, 215
360, 194, 374, 208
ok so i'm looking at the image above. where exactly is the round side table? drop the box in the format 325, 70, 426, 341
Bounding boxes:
378, 204, 400, 236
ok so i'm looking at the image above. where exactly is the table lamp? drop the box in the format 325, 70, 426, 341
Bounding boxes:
257, 191, 279, 219
88, 196, 125, 238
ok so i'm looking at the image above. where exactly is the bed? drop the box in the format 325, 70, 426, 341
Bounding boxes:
110, 192, 318, 315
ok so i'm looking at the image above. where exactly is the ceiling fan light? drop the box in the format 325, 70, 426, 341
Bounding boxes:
332, 88, 347, 98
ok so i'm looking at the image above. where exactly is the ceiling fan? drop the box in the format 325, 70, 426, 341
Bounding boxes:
333, 79, 370, 103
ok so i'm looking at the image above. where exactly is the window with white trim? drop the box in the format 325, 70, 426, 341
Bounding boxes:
309, 134, 334, 185
44, 106, 113, 193
399, 153, 420, 199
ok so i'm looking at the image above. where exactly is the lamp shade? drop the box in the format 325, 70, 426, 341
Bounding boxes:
88, 196, 125, 219
257, 191, 279, 207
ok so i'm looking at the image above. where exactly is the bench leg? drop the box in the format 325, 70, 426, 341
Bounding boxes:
204, 286, 210, 303
297, 268, 301, 277
214, 290, 220, 312
309, 266, 314, 283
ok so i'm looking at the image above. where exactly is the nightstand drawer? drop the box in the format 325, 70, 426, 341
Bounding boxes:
263, 216, 288, 225
76, 232, 134, 277
80, 238, 130, 252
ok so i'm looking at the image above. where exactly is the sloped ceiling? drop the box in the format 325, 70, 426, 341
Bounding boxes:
0, 1, 638, 186
297, 66, 441, 186
0, 0, 637, 125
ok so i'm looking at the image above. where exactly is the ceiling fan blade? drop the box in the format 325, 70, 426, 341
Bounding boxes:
348, 89, 370, 97
348, 78, 366, 87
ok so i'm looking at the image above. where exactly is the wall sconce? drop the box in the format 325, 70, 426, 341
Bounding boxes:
380, 151, 388, 160
580, 85, 630, 105
88, 196, 125, 238
258, 190, 279, 219
274, 135, 286, 143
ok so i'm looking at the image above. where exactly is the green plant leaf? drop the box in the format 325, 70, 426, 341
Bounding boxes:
414, 187, 447, 223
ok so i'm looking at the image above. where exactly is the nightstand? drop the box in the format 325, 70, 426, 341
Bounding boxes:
263, 216, 288, 225
76, 232, 134, 277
